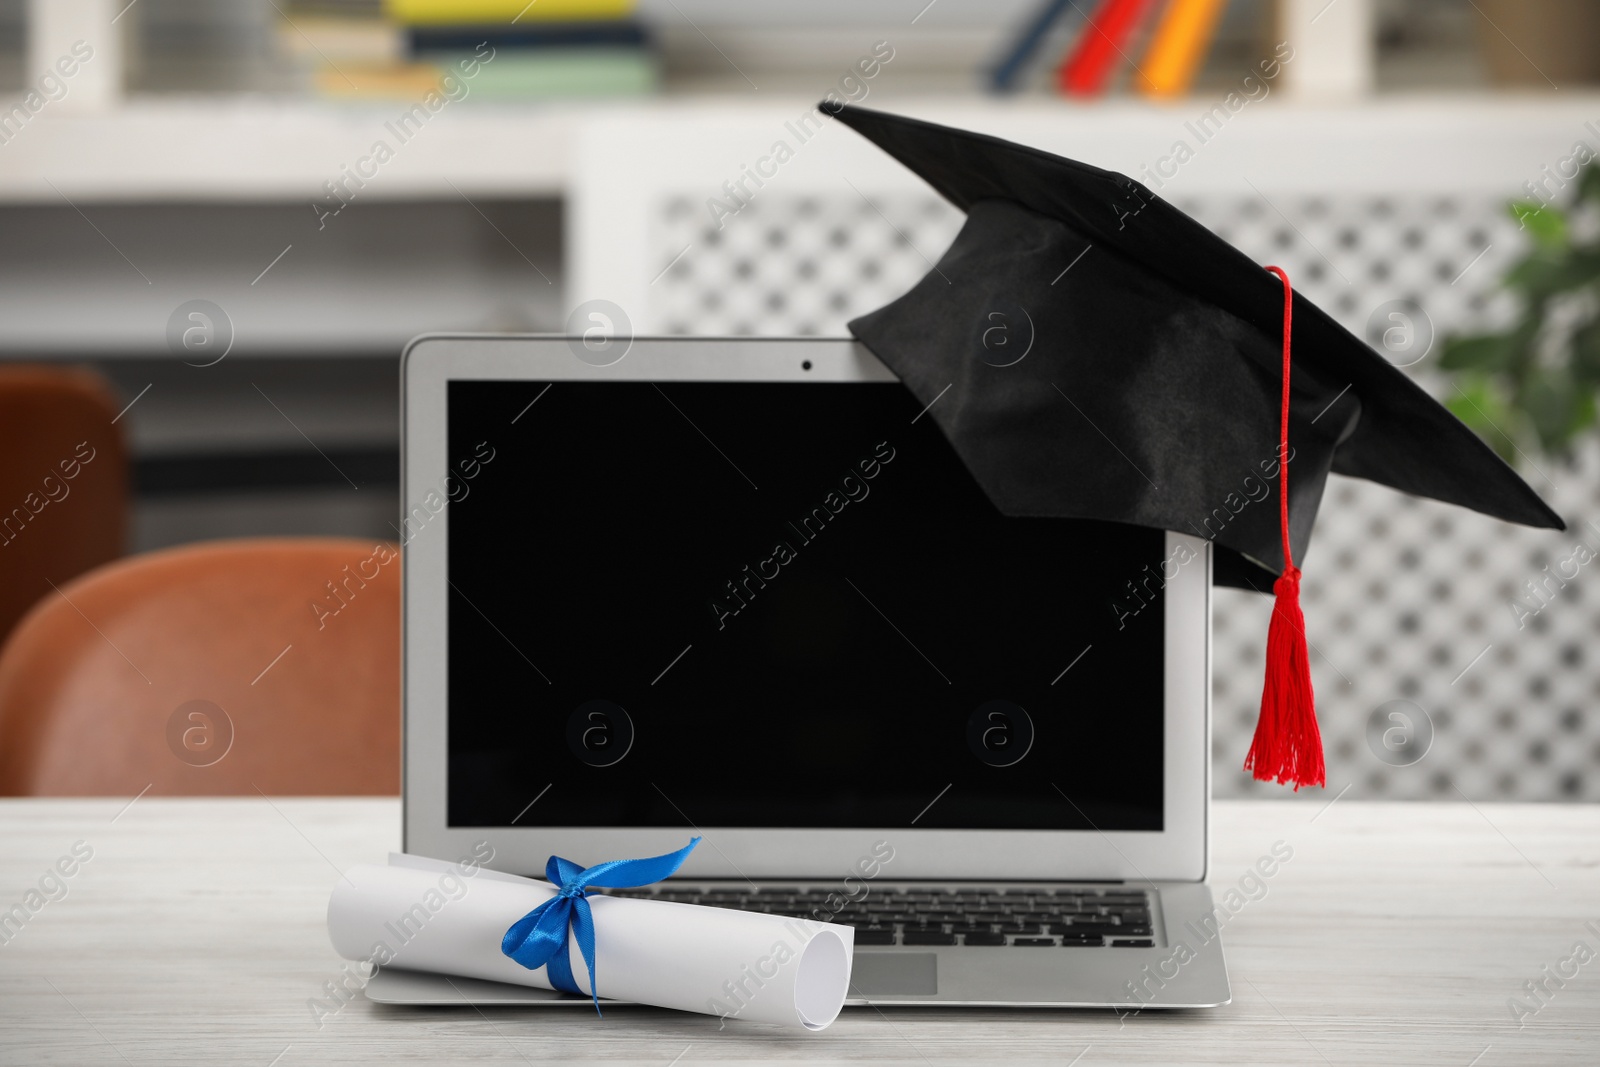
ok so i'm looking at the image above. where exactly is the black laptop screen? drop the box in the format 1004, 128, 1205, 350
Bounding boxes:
445, 379, 1166, 831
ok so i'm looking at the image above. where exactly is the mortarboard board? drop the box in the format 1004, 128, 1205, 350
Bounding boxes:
826, 102, 1564, 789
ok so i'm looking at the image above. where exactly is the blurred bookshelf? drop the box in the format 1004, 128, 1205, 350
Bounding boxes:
0, 1, 1594, 209
2, 1, 1595, 103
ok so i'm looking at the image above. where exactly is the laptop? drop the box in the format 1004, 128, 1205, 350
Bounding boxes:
387, 334, 1230, 1010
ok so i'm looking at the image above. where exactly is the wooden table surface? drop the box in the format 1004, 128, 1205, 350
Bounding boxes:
0, 797, 1596, 1065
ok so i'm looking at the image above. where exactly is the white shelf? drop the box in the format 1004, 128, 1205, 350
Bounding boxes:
2, 92, 1597, 203
0, 97, 582, 202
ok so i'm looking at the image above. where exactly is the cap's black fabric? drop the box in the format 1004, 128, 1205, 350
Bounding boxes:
830, 103, 1563, 588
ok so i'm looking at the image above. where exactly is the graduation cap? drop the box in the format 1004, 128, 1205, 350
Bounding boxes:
826, 102, 1563, 790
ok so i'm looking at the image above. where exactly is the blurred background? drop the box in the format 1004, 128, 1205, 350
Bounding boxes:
1, 0, 1597, 801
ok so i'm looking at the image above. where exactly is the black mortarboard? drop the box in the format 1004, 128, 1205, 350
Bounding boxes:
828, 102, 1563, 788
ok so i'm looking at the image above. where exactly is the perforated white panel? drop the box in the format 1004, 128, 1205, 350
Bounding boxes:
655, 192, 966, 336
648, 188, 1597, 802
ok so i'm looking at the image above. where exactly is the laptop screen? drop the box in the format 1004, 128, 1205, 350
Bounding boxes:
445, 379, 1166, 832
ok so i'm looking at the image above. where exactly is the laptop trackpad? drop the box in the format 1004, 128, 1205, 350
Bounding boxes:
850, 953, 937, 996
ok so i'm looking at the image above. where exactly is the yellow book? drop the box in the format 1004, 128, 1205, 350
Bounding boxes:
278, 16, 405, 63
1136, 0, 1228, 97
314, 62, 443, 99
385, 0, 635, 23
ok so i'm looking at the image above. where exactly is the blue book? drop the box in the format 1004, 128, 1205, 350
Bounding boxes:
408, 21, 651, 54
988, 0, 1086, 93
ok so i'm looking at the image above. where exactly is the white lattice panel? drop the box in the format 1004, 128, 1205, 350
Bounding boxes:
654, 192, 965, 335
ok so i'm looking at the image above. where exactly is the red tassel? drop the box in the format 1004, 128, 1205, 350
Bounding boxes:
1245, 266, 1325, 790
1246, 566, 1324, 788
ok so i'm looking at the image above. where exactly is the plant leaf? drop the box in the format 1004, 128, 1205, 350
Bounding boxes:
1573, 318, 1600, 385
1580, 162, 1600, 204
1508, 200, 1567, 247
1439, 333, 1516, 372
1503, 251, 1599, 297
1446, 374, 1522, 463
1575, 388, 1599, 444
1524, 368, 1594, 453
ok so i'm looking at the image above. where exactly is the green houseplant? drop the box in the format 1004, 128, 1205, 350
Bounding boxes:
1442, 165, 1600, 463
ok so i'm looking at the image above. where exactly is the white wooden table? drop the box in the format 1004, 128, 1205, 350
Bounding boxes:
1, 797, 1595, 1065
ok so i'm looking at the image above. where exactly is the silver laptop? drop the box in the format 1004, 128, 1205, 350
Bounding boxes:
390, 334, 1230, 1011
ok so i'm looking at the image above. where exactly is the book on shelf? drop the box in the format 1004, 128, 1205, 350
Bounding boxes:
1056, 0, 1160, 97
313, 62, 444, 99
278, 15, 406, 64
431, 47, 657, 98
988, 0, 1084, 94
300, 0, 656, 99
1136, 0, 1229, 98
384, 0, 635, 24
407, 20, 650, 53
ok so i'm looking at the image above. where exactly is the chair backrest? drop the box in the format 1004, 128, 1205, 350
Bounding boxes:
0, 537, 399, 795
0, 365, 128, 651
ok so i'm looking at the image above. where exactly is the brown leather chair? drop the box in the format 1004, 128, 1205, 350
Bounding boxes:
0, 538, 400, 795
0, 365, 128, 651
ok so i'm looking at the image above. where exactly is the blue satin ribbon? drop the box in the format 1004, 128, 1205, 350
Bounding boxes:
500, 837, 700, 1012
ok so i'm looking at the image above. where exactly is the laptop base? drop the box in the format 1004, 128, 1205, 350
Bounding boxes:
363, 882, 1229, 1010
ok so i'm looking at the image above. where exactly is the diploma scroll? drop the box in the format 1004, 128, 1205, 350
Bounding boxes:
327, 857, 854, 1030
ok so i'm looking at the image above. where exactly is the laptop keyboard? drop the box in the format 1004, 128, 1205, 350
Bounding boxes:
603, 886, 1154, 947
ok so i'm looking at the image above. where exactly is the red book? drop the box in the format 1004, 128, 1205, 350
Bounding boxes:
1057, 0, 1159, 97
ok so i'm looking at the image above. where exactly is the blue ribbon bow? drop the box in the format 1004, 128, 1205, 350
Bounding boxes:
500, 837, 700, 1012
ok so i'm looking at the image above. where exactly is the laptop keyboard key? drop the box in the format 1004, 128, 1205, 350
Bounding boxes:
902, 930, 957, 946
1012, 937, 1056, 946
854, 929, 897, 946
963, 931, 1007, 946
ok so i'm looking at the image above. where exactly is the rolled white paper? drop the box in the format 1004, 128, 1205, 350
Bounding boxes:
327, 856, 854, 1030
